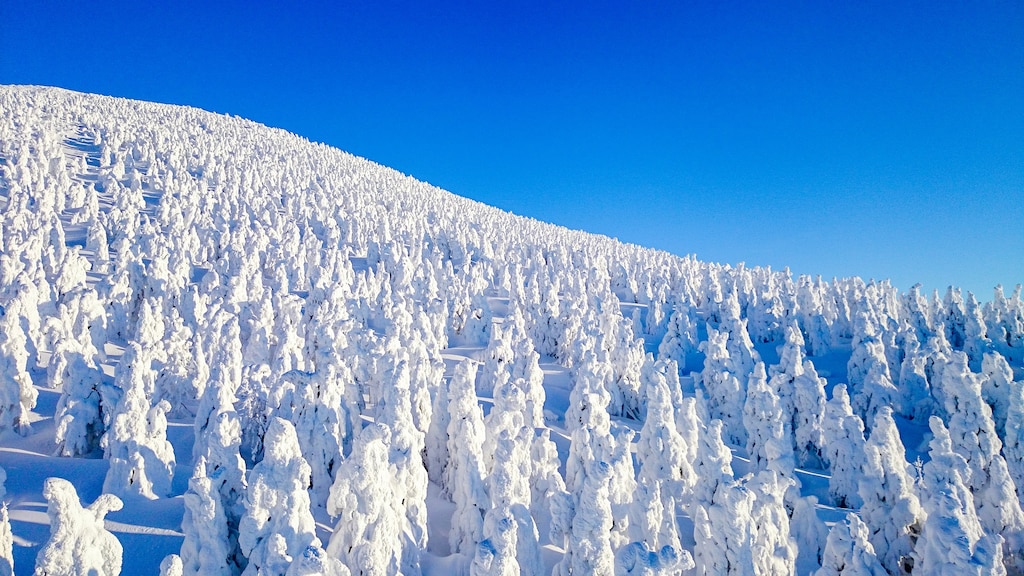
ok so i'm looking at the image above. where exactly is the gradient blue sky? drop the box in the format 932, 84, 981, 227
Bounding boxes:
2, 1, 1021, 298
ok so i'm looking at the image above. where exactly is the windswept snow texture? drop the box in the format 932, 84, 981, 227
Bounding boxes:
1, 85, 1023, 575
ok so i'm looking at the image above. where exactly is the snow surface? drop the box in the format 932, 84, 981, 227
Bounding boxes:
0, 85, 1022, 575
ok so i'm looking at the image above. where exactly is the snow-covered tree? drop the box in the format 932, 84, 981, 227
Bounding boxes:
485, 431, 543, 576
699, 326, 747, 445
743, 361, 796, 483
186, 376, 248, 574
850, 348, 899, 432
631, 358, 693, 552
857, 407, 923, 575
239, 418, 319, 576
180, 457, 234, 576
791, 495, 828, 575
1004, 378, 1024, 498
34, 477, 123, 576
373, 356, 429, 570
273, 367, 353, 509
0, 502, 11, 576
657, 304, 697, 371
53, 351, 117, 457
792, 359, 827, 468
483, 375, 529, 477
478, 324, 514, 396
981, 351, 1014, 437
692, 418, 734, 510
102, 345, 175, 500
747, 471, 798, 575
424, 364, 453, 486
913, 417, 1006, 575
472, 514, 518, 576
445, 360, 489, 556
509, 330, 547, 431
941, 352, 1024, 570
556, 460, 616, 576
529, 428, 565, 537
896, 331, 935, 421
815, 513, 887, 576
693, 480, 755, 576
327, 423, 404, 575
0, 308, 37, 435
766, 322, 802, 441
821, 384, 866, 508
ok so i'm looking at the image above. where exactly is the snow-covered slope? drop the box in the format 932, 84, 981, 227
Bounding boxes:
1, 85, 1022, 575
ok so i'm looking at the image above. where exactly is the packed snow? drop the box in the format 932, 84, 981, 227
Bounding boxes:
0, 85, 1023, 575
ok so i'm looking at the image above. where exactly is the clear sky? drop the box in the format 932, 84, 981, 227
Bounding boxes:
2, 1, 1021, 299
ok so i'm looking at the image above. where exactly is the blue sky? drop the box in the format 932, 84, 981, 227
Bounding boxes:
2, 1, 1021, 298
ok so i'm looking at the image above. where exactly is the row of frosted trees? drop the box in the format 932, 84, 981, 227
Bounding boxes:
1, 86, 1023, 574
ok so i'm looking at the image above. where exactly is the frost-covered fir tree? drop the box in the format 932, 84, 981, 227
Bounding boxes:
692, 418, 734, 511
472, 514, 518, 576
941, 351, 1024, 570
186, 375, 248, 574
850, 345, 899, 432
767, 322, 803, 429
479, 323, 514, 396
374, 357, 429, 571
1004, 378, 1024, 500
699, 326, 747, 445
509, 329, 547, 431
180, 457, 234, 576
815, 513, 887, 576
693, 480, 755, 576
327, 423, 404, 575
564, 348, 616, 494
606, 427, 638, 549
796, 275, 834, 357
555, 460, 616, 576
484, 432, 544, 576
0, 308, 37, 435
743, 361, 797, 483
529, 428, 566, 539
963, 292, 990, 370
747, 471, 798, 575
102, 345, 175, 500
856, 407, 923, 575
630, 358, 693, 554
792, 359, 827, 468
791, 495, 829, 575
821, 384, 866, 508
0, 466, 10, 576
847, 312, 899, 426
657, 304, 698, 371
981, 351, 1014, 437
274, 367, 353, 509
913, 417, 1006, 575
896, 331, 935, 421
239, 418, 319, 576
34, 478, 123, 576
482, 375, 529, 478
425, 363, 453, 487
0, 503, 11, 576
53, 350, 116, 457
445, 360, 490, 556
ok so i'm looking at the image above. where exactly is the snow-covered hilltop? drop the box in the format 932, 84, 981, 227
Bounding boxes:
0, 85, 1022, 575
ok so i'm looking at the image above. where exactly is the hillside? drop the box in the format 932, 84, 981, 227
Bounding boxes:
0, 85, 1022, 575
